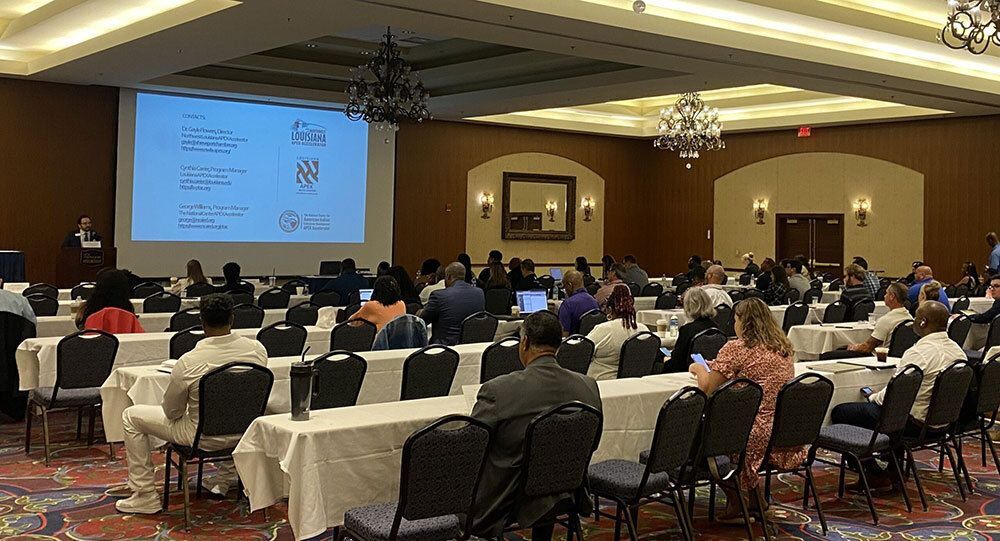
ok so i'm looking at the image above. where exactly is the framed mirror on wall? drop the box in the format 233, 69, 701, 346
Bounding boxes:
501, 172, 576, 241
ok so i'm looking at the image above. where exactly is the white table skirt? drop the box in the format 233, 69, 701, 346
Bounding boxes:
787, 323, 876, 360
99, 343, 492, 443
638, 304, 822, 328
53, 294, 311, 316
233, 359, 897, 540
34, 309, 292, 338
549, 296, 656, 313
17, 326, 330, 391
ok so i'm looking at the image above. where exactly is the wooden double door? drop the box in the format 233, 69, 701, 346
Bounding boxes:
776, 214, 844, 278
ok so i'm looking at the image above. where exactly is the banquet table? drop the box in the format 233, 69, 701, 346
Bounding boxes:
16, 326, 331, 391
34, 308, 294, 338
233, 357, 897, 540
548, 296, 657, 313
637, 304, 823, 328
53, 294, 311, 316
99, 343, 493, 443
787, 322, 877, 360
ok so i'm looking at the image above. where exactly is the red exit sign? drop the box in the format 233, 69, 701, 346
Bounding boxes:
798, 126, 812, 138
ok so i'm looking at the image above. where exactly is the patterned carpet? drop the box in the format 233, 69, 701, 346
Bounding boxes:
2, 409, 1000, 540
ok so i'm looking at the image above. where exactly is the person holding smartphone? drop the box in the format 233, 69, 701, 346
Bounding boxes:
688, 297, 801, 524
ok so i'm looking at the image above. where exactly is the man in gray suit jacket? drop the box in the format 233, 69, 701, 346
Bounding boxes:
470, 312, 603, 540
419, 262, 485, 345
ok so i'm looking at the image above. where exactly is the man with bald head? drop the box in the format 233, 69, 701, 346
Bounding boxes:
907, 265, 950, 308
702, 265, 733, 308
830, 301, 966, 490
419, 262, 486, 345
557, 270, 599, 335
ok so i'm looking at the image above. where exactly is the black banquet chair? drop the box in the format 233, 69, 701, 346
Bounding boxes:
143, 291, 182, 314
851, 299, 877, 322
256, 321, 308, 357
954, 353, 1000, 476
689, 328, 728, 361
712, 304, 735, 337
617, 331, 660, 378
578, 309, 607, 336
257, 287, 291, 309
169, 326, 205, 359
803, 288, 824, 305
887, 320, 920, 358
285, 301, 320, 327
556, 335, 595, 375
228, 291, 254, 306
822, 300, 848, 324
70, 282, 96, 300
782, 301, 811, 333
341, 415, 491, 541
24, 283, 58, 299
132, 282, 164, 299
231, 303, 265, 329
655, 292, 678, 310
485, 288, 513, 316
589, 387, 706, 541
161, 362, 273, 529
24, 330, 119, 465
459, 311, 499, 344
184, 282, 216, 297
330, 319, 377, 352
952, 296, 971, 314
169, 308, 202, 332
26, 294, 58, 317
400, 345, 459, 401
480, 337, 523, 383
311, 351, 368, 409
640, 282, 664, 297
948, 314, 973, 347
281, 279, 307, 295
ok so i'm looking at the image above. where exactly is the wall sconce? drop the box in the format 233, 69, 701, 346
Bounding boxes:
752, 199, 767, 225
854, 198, 870, 227
544, 200, 558, 222
479, 192, 494, 219
581, 197, 596, 222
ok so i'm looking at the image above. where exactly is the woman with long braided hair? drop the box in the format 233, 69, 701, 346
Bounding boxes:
585, 284, 641, 380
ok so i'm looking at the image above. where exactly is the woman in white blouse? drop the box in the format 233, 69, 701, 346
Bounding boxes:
170, 259, 209, 295
586, 284, 642, 380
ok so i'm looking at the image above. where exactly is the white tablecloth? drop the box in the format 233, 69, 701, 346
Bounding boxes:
787, 323, 877, 360
52, 294, 311, 316
233, 359, 898, 540
638, 304, 821, 328
17, 326, 330, 391
34, 309, 292, 338
548, 296, 656, 313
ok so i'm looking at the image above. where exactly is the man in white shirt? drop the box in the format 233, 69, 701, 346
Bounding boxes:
419, 266, 446, 304
702, 265, 733, 308
782, 259, 811, 298
846, 282, 912, 354
116, 294, 268, 514
831, 301, 966, 489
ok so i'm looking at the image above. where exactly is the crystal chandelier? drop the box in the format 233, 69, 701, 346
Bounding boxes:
940, 0, 1000, 55
345, 28, 431, 127
653, 92, 724, 159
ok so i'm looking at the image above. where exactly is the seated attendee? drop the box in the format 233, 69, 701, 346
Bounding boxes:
907, 266, 950, 309
759, 266, 789, 306
903, 260, 923, 286
376, 261, 391, 277
484, 262, 511, 291
601, 255, 617, 280
915, 281, 950, 312
685, 255, 703, 281
415, 258, 442, 288
830, 301, 966, 489
794, 254, 813, 280
689, 297, 802, 522
116, 294, 268, 513
515, 259, 542, 291
663, 287, 718, 373
783, 259, 811, 298
0, 286, 36, 325
458, 253, 475, 284
170, 259, 209, 295
742, 252, 760, 276
575, 256, 592, 279
586, 285, 642, 381
470, 312, 602, 540
349, 276, 406, 332
621, 255, 649, 287
687, 265, 706, 290
478, 250, 503, 285
214, 262, 253, 295
419, 262, 486, 345
846, 283, 912, 354
76, 269, 139, 330
419, 266, 446, 304
702, 265, 734, 308
62, 214, 102, 247
557, 270, 599, 336
387, 265, 421, 305
970, 275, 1000, 324
85, 307, 145, 334
852, 257, 881, 299
958, 261, 980, 289
840, 264, 874, 310
594, 263, 626, 308
507, 257, 523, 290
329, 258, 370, 302
755, 258, 776, 290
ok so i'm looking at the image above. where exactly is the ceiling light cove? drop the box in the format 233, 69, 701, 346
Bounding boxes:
0, 0, 239, 75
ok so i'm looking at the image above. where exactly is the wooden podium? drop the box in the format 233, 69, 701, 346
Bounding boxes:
56, 247, 117, 288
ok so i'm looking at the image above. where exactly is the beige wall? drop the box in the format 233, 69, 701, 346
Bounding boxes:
713, 152, 924, 276
467, 152, 604, 263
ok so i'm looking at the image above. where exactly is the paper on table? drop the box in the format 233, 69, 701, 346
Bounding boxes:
159, 359, 177, 371
841, 357, 900, 369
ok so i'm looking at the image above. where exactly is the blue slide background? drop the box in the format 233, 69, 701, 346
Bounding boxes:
132, 92, 369, 243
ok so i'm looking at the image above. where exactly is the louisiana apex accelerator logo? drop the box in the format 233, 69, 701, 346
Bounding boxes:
290, 119, 327, 147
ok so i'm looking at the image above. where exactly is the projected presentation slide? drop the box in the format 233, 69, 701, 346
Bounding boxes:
131, 92, 369, 243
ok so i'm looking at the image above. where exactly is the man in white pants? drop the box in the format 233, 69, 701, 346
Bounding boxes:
116, 294, 268, 514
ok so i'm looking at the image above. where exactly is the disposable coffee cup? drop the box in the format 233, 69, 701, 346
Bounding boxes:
656, 319, 668, 333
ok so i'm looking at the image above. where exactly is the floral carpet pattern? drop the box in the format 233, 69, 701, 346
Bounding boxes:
2, 409, 999, 540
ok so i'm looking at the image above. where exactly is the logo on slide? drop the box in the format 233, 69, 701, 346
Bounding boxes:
279, 210, 300, 233
296, 159, 320, 185
291, 120, 327, 147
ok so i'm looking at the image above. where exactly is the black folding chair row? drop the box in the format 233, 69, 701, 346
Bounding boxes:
27, 293, 58, 316
460, 311, 499, 344
24, 283, 58, 299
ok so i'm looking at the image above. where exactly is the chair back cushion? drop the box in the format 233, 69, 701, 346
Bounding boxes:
459, 311, 499, 344
232, 303, 265, 328
617, 331, 660, 378
56, 330, 119, 390
196, 363, 273, 443
690, 328, 728, 361
768, 374, 834, 449
169, 326, 205, 359
401, 345, 460, 400
480, 337, 523, 383
286, 301, 320, 326
330, 319, 377, 352
646, 387, 706, 476
257, 288, 291, 309
923, 361, 974, 428
311, 350, 368, 409
256, 321, 308, 357
521, 402, 602, 497
556, 335, 595, 375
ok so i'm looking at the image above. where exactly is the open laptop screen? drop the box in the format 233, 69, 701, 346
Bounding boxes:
516, 290, 549, 314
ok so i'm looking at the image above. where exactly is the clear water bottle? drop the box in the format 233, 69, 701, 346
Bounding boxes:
668, 315, 679, 338
269, 275, 276, 287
